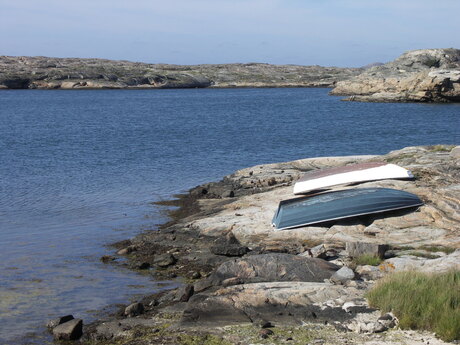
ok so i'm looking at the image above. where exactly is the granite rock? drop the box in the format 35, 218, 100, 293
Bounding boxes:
330, 48, 460, 103
207, 253, 339, 286
0, 56, 362, 90
52, 318, 83, 340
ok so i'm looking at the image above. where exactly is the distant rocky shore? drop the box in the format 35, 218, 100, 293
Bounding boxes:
0, 56, 362, 90
45, 145, 459, 344
2, 48, 459, 103
330, 48, 460, 102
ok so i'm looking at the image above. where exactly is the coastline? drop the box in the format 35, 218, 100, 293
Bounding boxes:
2, 48, 460, 103
73, 145, 459, 345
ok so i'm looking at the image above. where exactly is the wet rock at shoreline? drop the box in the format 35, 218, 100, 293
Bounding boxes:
176, 284, 194, 302
116, 245, 137, 255
52, 318, 83, 340
46, 314, 74, 331
100, 255, 116, 263
154, 254, 177, 268
124, 302, 145, 317
81, 145, 459, 345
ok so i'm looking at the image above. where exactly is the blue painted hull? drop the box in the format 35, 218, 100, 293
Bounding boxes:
273, 188, 423, 230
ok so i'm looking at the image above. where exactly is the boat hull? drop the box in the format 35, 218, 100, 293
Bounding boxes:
273, 188, 423, 230
293, 163, 413, 195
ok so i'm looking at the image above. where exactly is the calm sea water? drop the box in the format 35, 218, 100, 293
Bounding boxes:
0, 88, 458, 343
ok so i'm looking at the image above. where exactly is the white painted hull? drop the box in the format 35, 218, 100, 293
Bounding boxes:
293, 163, 413, 195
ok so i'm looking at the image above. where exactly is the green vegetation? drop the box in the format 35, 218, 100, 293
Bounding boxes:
385, 153, 415, 163
352, 254, 383, 266
366, 271, 460, 341
405, 251, 439, 259
420, 245, 455, 254
223, 324, 322, 345
426, 145, 453, 152
177, 334, 233, 345
423, 58, 441, 68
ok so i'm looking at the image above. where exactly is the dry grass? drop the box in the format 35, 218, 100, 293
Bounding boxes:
366, 270, 460, 341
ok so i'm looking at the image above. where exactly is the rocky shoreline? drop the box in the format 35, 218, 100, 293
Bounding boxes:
45, 145, 459, 344
0, 56, 362, 90
330, 49, 460, 103
2, 48, 460, 103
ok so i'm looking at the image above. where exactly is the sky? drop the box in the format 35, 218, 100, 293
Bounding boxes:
1, 0, 459, 67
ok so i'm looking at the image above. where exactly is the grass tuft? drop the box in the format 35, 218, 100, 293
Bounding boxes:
420, 245, 455, 254
366, 270, 460, 341
177, 334, 233, 345
405, 251, 440, 259
426, 145, 452, 152
352, 254, 383, 266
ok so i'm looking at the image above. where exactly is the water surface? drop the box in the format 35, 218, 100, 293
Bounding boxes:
0, 88, 458, 343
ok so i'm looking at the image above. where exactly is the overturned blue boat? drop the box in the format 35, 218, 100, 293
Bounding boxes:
272, 188, 423, 230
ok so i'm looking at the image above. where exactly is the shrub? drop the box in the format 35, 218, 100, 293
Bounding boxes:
366, 271, 460, 341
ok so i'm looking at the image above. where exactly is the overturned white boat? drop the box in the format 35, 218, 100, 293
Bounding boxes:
293, 162, 413, 195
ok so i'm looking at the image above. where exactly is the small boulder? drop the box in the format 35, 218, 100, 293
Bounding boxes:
46, 315, 74, 331
176, 284, 194, 302
154, 254, 177, 268
117, 245, 137, 255
355, 265, 384, 280
378, 313, 397, 329
100, 255, 116, 263
310, 244, 329, 259
52, 318, 83, 340
300, 244, 340, 259
221, 190, 235, 198
124, 302, 144, 317
221, 277, 244, 287
331, 266, 355, 284
137, 262, 151, 270
450, 146, 460, 158
194, 278, 213, 293
346, 242, 388, 259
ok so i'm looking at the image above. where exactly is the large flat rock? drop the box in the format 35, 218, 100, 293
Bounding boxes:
207, 253, 339, 286
183, 282, 369, 325
188, 146, 459, 248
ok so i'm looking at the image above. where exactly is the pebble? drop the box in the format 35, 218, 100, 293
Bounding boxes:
191, 271, 201, 279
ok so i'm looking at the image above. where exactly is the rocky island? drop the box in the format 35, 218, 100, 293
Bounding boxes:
330, 48, 460, 102
0, 56, 362, 90
45, 145, 459, 345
